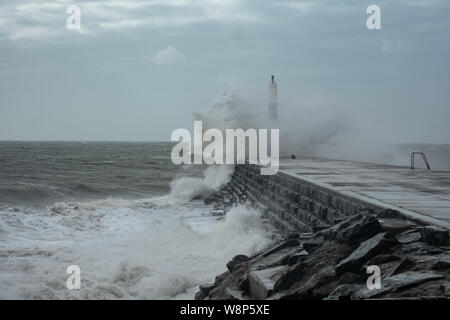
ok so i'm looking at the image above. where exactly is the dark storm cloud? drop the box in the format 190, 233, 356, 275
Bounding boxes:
0, 0, 449, 142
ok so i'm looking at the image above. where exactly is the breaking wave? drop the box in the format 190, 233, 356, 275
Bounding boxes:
0, 196, 271, 299
169, 165, 234, 201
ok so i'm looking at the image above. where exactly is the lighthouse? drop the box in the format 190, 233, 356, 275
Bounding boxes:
268, 75, 278, 121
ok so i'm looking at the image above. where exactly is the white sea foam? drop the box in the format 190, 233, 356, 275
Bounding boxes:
0, 193, 272, 299
193, 91, 450, 170
169, 165, 234, 201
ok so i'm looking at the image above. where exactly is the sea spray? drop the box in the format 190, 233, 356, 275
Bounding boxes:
169, 165, 234, 201
0, 197, 272, 299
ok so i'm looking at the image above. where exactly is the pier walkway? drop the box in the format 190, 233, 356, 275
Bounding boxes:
279, 158, 450, 230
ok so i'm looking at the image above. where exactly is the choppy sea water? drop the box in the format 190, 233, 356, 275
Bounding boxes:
0, 141, 448, 299
0, 142, 272, 299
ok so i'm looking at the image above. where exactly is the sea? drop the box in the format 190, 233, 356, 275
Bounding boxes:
0, 141, 448, 299
0, 141, 272, 299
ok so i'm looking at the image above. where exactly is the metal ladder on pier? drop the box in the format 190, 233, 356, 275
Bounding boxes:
410, 152, 431, 170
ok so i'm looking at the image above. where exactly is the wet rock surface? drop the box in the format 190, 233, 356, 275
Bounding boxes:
196, 211, 450, 300
420, 226, 449, 246
226, 255, 251, 273
335, 232, 399, 275
321, 213, 383, 245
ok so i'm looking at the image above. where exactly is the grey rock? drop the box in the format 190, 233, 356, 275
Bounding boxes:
287, 250, 309, 266
440, 283, 450, 296
312, 226, 329, 233
401, 242, 445, 255
209, 292, 239, 300
378, 209, 404, 219
322, 214, 383, 245
286, 232, 300, 240
378, 218, 418, 235
398, 231, 421, 244
299, 233, 314, 239
273, 263, 303, 292
214, 271, 229, 286
338, 272, 361, 285
332, 218, 346, 224
282, 266, 336, 299
248, 265, 288, 299
262, 239, 300, 257
227, 255, 250, 273
325, 284, 364, 300
237, 276, 249, 293
195, 291, 205, 300
390, 257, 415, 276
199, 283, 215, 297
432, 257, 450, 270
254, 247, 298, 270
352, 272, 443, 299
367, 254, 401, 266
420, 226, 449, 246
336, 232, 399, 275
302, 240, 322, 253
303, 265, 336, 293
225, 288, 245, 300
313, 280, 339, 298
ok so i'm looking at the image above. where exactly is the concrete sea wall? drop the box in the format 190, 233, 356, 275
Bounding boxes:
229, 164, 381, 234
197, 164, 450, 300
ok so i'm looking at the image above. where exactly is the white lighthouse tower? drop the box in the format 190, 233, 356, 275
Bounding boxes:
268, 75, 278, 121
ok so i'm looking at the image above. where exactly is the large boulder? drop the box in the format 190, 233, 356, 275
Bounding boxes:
420, 226, 449, 246
389, 257, 415, 276
273, 263, 304, 292
280, 265, 337, 299
248, 265, 288, 299
286, 250, 309, 266
378, 218, 418, 235
199, 283, 215, 297
195, 291, 205, 300
285, 232, 301, 240
322, 213, 383, 246
262, 239, 300, 257
213, 270, 230, 287
302, 239, 323, 253
336, 232, 399, 275
432, 256, 450, 270
227, 255, 251, 273
397, 230, 421, 244
253, 247, 299, 270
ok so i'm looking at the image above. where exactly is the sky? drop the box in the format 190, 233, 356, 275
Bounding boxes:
0, 0, 449, 143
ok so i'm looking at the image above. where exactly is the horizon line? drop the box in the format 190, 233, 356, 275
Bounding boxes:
0, 140, 449, 145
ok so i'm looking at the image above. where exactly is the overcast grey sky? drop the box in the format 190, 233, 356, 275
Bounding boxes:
0, 0, 449, 143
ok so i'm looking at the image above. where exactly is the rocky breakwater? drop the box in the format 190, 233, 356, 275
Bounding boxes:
195, 210, 450, 300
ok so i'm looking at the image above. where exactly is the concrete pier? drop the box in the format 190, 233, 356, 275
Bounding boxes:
230, 157, 450, 233
199, 157, 450, 300
280, 158, 450, 230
